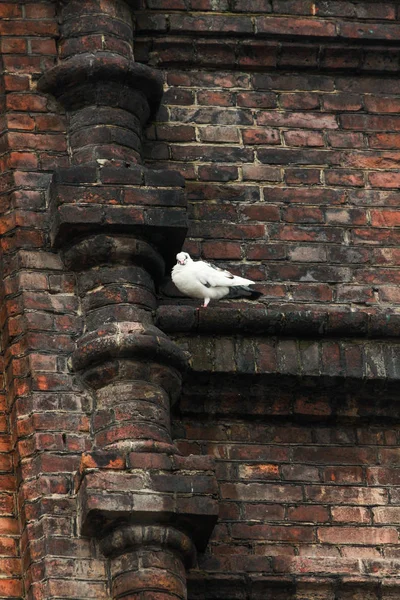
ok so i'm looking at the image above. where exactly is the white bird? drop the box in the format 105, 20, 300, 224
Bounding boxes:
171, 252, 262, 308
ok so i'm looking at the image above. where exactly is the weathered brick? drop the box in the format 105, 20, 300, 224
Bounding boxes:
325, 169, 364, 187
242, 128, 281, 145
241, 204, 280, 221
327, 131, 365, 148
231, 523, 315, 542
279, 44, 319, 68
322, 93, 363, 112
284, 168, 321, 185
306, 485, 388, 505
198, 125, 240, 143
253, 72, 334, 92
257, 148, 341, 165
6, 93, 48, 112
274, 555, 360, 575
288, 505, 329, 523
237, 92, 277, 108
255, 15, 336, 37
331, 506, 371, 523
317, 1, 396, 20
280, 92, 319, 110
283, 130, 325, 147
169, 14, 253, 34
339, 21, 400, 42
283, 206, 324, 223
318, 527, 398, 545
197, 165, 238, 182
369, 172, 400, 189
257, 111, 338, 130
202, 241, 242, 259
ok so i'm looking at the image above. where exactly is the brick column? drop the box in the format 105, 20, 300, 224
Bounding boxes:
37, 1, 218, 597
48, 0, 159, 166
103, 526, 195, 600
64, 235, 183, 455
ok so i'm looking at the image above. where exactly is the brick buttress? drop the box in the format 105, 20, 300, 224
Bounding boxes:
37, 1, 218, 598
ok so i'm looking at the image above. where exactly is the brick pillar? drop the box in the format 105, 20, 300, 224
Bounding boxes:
40, 0, 162, 167
37, 0, 218, 597
102, 525, 195, 600
64, 235, 183, 455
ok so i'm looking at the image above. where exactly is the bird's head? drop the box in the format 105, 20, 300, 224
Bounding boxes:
176, 252, 191, 265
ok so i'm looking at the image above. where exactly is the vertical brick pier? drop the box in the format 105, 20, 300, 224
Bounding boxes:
37, 1, 218, 598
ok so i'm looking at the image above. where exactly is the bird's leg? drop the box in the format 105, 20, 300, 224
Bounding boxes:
202, 298, 210, 308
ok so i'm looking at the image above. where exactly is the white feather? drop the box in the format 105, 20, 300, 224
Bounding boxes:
171, 252, 258, 307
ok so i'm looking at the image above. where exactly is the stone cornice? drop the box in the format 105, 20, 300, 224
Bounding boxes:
38, 52, 163, 117
187, 573, 400, 597
135, 37, 400, 73
101, 524, 197, 566
157, 307, 400, 385
70, 322, 189, 374
135, 12, 400, 46
156, 306, 400, 339
176, 335, 400, 383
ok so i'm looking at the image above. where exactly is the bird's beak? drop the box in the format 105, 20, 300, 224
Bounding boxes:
178, 259, 184, 264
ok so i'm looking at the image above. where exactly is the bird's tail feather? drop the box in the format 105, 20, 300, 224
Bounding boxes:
226, 286, 263, 300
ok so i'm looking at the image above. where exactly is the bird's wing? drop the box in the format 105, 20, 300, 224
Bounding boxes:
193, 260, 253, 288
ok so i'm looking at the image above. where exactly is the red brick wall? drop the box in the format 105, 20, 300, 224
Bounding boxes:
1, 1, 400, 598
153, 68, 400, 309
0, 275, 20, 595
0, 3, 91, 598
137, 1, 400, 595
135, 2, 400, 311
173, 391, 400, 592
0, 26, 21, 600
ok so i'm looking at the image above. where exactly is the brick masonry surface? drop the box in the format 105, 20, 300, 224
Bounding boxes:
135, 3, 400, 312
1, 1, 400, 599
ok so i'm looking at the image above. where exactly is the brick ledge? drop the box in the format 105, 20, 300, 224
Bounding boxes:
156, 306, 400, 339
187, 572, 400, 599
